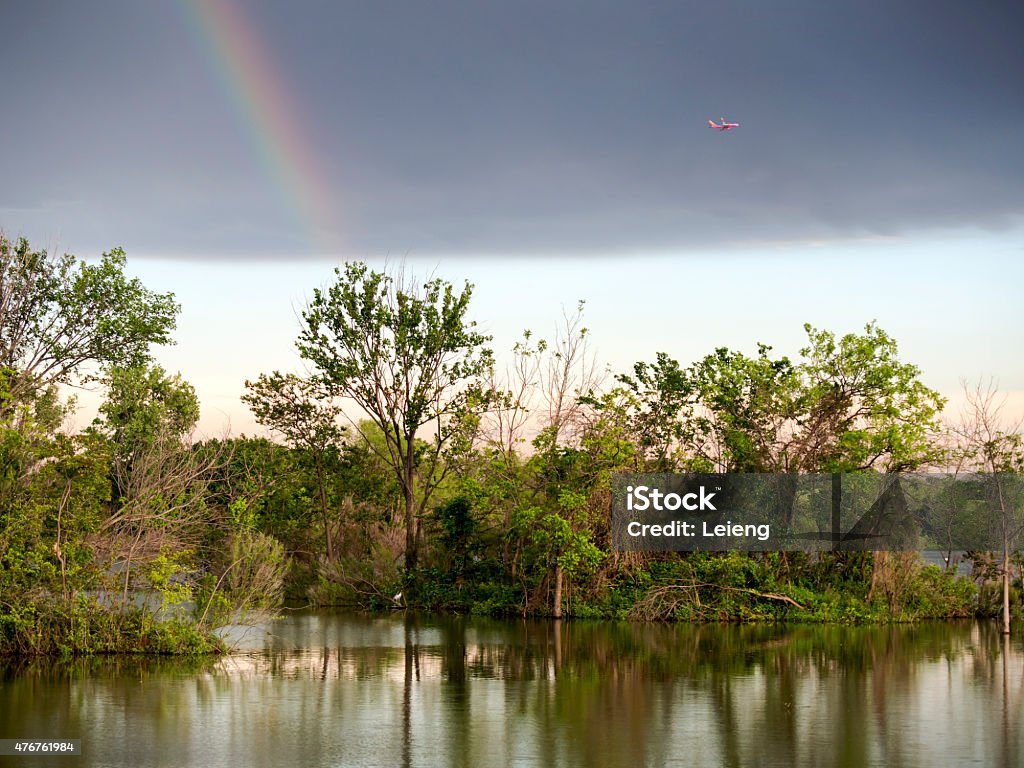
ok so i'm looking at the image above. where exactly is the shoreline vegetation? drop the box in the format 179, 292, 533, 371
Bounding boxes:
1, 235, 1021, 656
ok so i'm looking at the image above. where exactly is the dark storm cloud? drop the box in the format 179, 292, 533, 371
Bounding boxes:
1, 0, 1021, 258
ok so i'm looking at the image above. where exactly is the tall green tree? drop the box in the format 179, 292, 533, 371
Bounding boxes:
297, 262, 493, 571
619, 322, 944, 475
791, 322, 945, 473
0, 234, 178, 410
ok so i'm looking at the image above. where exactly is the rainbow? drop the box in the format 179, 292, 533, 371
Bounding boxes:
180, 0, 343, 255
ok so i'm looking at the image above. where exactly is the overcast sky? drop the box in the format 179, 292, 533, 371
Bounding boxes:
2, 0, 1022, 432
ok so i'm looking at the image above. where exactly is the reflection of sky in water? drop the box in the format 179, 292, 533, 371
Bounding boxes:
1, 614, 1022, 768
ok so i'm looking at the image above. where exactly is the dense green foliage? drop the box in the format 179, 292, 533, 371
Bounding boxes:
0, 239, 276, 656
1, 242, 1019, 656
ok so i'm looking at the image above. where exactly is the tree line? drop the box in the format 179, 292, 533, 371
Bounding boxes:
1, 234, 1021, 654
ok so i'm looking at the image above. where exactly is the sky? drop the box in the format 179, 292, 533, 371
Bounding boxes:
2, 0, 1022, 435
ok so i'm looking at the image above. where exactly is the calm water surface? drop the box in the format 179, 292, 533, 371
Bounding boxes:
2, 612, 1022, 767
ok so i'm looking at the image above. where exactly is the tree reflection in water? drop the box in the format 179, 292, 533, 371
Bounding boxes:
1, 615, 1022, 768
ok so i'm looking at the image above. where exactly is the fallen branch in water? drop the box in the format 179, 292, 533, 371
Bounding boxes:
712, 585, 806, 609
629, 582, 805, 621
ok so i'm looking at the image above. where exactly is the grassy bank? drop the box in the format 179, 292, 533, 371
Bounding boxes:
0, 597, 225, 657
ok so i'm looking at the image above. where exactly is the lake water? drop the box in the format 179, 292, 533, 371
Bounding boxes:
2, 612, 1022, 767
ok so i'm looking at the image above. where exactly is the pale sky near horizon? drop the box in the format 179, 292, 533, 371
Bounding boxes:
2, 1, 1021, 436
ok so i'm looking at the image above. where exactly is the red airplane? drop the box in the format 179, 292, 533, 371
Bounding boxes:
708, 117, 739, 131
